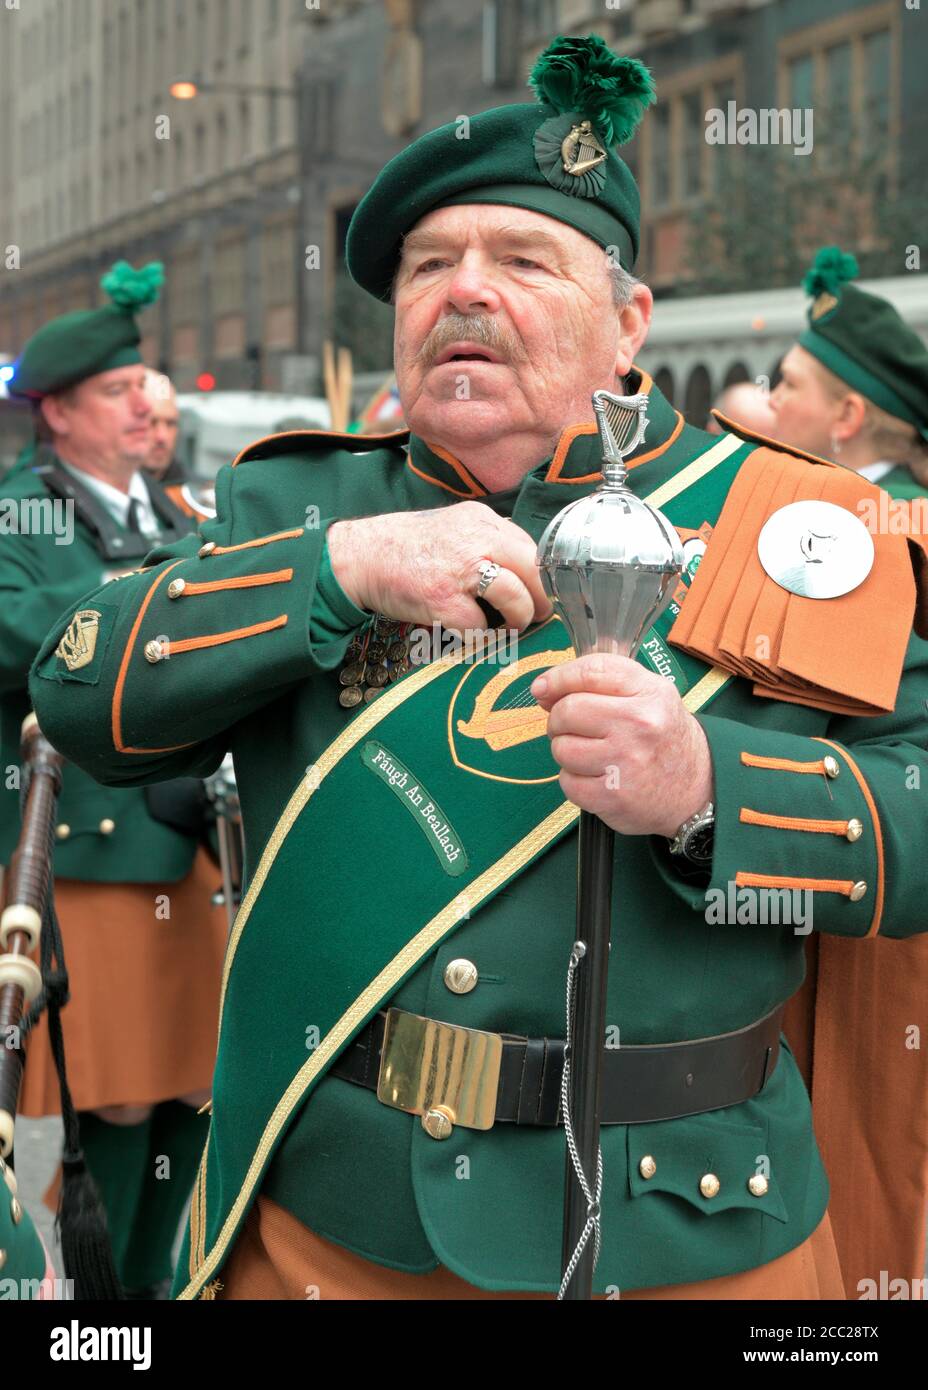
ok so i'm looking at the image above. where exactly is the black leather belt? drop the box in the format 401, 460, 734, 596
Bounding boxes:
330, 1003, 784, 1127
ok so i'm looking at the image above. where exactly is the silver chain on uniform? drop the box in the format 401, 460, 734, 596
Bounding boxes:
556, 939, 604, 1300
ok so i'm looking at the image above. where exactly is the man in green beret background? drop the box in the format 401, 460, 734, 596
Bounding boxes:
769, 247, 928, 500
1, 263, 229, 1298
26, 36, 928, 1301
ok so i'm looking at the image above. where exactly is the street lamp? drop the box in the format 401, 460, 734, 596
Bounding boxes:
169, 78, 298, 100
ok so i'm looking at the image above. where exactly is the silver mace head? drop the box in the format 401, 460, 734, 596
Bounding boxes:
537, 390, 684, 659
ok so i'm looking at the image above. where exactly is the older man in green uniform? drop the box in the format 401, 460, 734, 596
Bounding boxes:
2, 263, 228, 1297
27, 36, 928, 1300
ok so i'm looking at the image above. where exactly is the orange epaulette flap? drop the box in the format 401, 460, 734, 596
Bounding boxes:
669, 439, 928, 717
232, 427, 410, 468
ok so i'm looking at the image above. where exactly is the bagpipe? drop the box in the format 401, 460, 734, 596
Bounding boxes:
0, 713, 121, 1299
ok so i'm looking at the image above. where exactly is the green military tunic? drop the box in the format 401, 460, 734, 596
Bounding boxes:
28, 376, 928, 1297
0, 1158, 47, 1296
0, 455, 199, 879
876, 464, 927, 501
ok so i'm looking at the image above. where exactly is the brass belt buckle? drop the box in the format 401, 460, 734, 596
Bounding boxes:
376, 1007, 503, 1137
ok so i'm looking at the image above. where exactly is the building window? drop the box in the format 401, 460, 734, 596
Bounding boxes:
651, 103, 671, 209
196, 0, 208, 71
217, 111, 228, 172
684, 365, 712, 428
779, 11, 896, 160
240, 99, 251, 160
654, 366, 675, 407
175, 131, 185, 188
522, 0, 558, 37
645, 62, 742, 213
827, 43, 850, 146
681, 91, 703, 201
787, 54, 814, 111
862, 28, 891, 152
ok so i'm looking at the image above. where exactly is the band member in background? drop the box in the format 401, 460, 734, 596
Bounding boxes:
769, 247, 928, 500
4, 261, 228, 1298
142, 369, 184, 485
706, 380, 778, 439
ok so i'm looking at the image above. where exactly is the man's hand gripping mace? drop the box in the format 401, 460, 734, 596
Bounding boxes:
537, 390, 684, 1299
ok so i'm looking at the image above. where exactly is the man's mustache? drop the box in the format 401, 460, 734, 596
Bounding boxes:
421, 315, 524, 367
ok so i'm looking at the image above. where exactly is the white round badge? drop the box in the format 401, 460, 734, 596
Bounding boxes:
757, 500, 874, 599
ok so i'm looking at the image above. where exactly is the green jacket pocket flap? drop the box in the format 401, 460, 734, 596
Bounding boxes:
627, 1112, 788, 1223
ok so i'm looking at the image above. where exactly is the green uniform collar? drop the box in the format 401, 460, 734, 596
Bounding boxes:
406, 366, 683, 501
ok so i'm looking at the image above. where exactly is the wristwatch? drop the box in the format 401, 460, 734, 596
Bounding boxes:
668, 800, 715, 866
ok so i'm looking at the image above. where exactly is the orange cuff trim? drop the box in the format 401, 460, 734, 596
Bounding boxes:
735, 872, 859, 896
178, 568, 294, 597
740, 752, 830, 775
813, 738, 884, 938
210, 529, 303, 555
160, 615, 288, 656
739, 808, 856, 836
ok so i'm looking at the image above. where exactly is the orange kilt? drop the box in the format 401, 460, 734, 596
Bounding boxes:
18, 847, 228, 1116
214, 1197, 846, 1301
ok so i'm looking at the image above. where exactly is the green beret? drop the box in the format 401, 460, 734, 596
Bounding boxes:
10, 260, 163, 399
799, 247, 928, 441
346, 34, 655, 303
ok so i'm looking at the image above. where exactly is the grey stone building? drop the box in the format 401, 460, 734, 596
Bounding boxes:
1, 0, 924, 404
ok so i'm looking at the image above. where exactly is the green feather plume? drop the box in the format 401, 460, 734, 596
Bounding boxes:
802, 246, 859, 298
528, 34, 655, 147
100, 260, 164, 310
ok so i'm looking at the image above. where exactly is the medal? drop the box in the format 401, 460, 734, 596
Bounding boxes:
335, 617, 415, 710
757, 500, 874, 599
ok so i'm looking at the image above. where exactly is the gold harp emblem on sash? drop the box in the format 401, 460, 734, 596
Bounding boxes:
560, 120, 607, 177
55, 609, 102, 672
456, 649, 573, 750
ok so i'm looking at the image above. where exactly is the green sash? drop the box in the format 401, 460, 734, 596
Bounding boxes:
180, 432, 751, 1297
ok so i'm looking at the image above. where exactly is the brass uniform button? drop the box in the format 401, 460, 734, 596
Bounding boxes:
748, 1174, 769, 1197
849, 881, 868, 902
845, 818, 863, 841
198, 541, 216, 557
9, 1197, 21, 1226
422, 1105, 455, 1140
639, 1155, 657, 1180
0, 1249, 6, 1271
56, 824, 71, 840
167, 578, 186, 598
144, 639, 165, 663
99, 818, 116, 835
699, 1173, 720, 1199
443, 959, 478, 994
338, 686, 363, 709
823, 755, 840, 778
